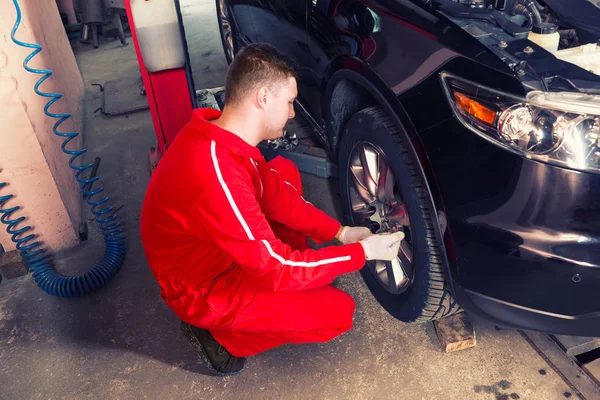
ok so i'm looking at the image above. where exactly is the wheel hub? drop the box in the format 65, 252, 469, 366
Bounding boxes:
370, 200, 409, 233
349, 142, 414, 294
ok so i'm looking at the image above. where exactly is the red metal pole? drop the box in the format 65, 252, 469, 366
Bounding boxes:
124, 0, 193, 157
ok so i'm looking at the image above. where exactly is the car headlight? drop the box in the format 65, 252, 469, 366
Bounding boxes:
441, 72, 600, 173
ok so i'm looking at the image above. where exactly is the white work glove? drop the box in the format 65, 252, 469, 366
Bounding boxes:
359, 232, 405, 261
336, 226, 372, 244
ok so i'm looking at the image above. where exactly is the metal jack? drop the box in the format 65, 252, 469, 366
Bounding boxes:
268, 130, 299, 152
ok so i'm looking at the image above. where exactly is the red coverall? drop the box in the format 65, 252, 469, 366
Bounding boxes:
140, 108, 366, 357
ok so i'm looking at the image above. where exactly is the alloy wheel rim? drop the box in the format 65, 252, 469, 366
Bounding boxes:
349, 142, 414, 294
218, 0, 235, 61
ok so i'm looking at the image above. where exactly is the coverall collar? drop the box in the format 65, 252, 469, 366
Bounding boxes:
192, 108, 264, 160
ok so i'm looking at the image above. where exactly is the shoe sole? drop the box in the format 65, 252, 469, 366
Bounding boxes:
180, 322, 246, 377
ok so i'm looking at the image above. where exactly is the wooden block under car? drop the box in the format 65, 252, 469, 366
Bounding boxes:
434, 312, 477, 353
553, 335, 600, 357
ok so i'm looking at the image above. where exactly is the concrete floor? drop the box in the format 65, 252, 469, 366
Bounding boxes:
0, 2, 584, 399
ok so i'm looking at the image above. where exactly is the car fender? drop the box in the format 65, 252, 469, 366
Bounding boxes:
322, 55, 416, 153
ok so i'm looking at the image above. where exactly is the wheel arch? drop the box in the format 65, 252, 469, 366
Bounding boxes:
322, 57, 415, 159
323, 57, 457, 295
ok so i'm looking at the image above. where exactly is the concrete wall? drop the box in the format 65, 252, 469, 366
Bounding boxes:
0, 0, 84, 252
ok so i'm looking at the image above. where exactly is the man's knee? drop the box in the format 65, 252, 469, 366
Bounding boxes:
335, 290, 356, 331
309, 291, 355, 343
268, 156, 302, 194
317, 287, 356, 335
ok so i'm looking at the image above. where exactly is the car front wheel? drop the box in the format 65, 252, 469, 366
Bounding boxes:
338, 106, 460, 322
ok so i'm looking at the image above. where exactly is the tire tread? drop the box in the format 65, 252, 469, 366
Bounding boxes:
352, 106, 461, 322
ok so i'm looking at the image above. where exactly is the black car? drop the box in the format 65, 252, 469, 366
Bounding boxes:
215, 0, 600, 336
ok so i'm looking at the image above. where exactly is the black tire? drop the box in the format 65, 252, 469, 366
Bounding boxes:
215, 0, 240, 64
338, 106, 460, 322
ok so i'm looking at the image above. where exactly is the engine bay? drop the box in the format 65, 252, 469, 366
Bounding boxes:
429, 0, 600, 84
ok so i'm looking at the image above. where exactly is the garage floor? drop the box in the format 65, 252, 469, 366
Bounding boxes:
0, 2, 592, 399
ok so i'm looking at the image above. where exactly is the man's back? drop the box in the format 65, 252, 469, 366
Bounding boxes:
140, 109, 246, 298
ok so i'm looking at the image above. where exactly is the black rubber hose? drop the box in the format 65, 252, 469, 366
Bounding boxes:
513, 4, 534, 25
515, 0, 543, 25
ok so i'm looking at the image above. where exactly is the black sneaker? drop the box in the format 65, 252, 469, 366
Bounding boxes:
180, 321, 246, 376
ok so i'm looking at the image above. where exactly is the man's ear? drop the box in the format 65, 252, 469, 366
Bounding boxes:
257, 86, 269, 109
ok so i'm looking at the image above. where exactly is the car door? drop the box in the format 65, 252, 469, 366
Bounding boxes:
235, 0, 317, 104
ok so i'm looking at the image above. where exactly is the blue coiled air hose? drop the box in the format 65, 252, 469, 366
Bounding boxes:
0, 0, 126, 297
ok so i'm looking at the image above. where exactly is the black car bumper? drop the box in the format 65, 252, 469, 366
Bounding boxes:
420, 118, 600, 336
453, 280, 600, 336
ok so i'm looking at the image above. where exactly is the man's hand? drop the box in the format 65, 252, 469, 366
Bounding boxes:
336, 226, 372, 244
359, 232, 405, 261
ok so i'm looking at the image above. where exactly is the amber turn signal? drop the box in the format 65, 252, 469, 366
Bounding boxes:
454, 92, 497, 125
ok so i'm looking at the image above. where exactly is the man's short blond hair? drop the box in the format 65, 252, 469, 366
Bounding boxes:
224, 43, 298, 105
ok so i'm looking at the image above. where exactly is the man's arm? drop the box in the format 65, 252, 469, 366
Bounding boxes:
258, 163, 343, 244
191, 144, 365, 292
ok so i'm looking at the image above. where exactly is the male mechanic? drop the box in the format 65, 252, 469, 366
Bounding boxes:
140, 43, 404, 376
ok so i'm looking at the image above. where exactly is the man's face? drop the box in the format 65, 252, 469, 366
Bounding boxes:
261, 76, 297, 141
